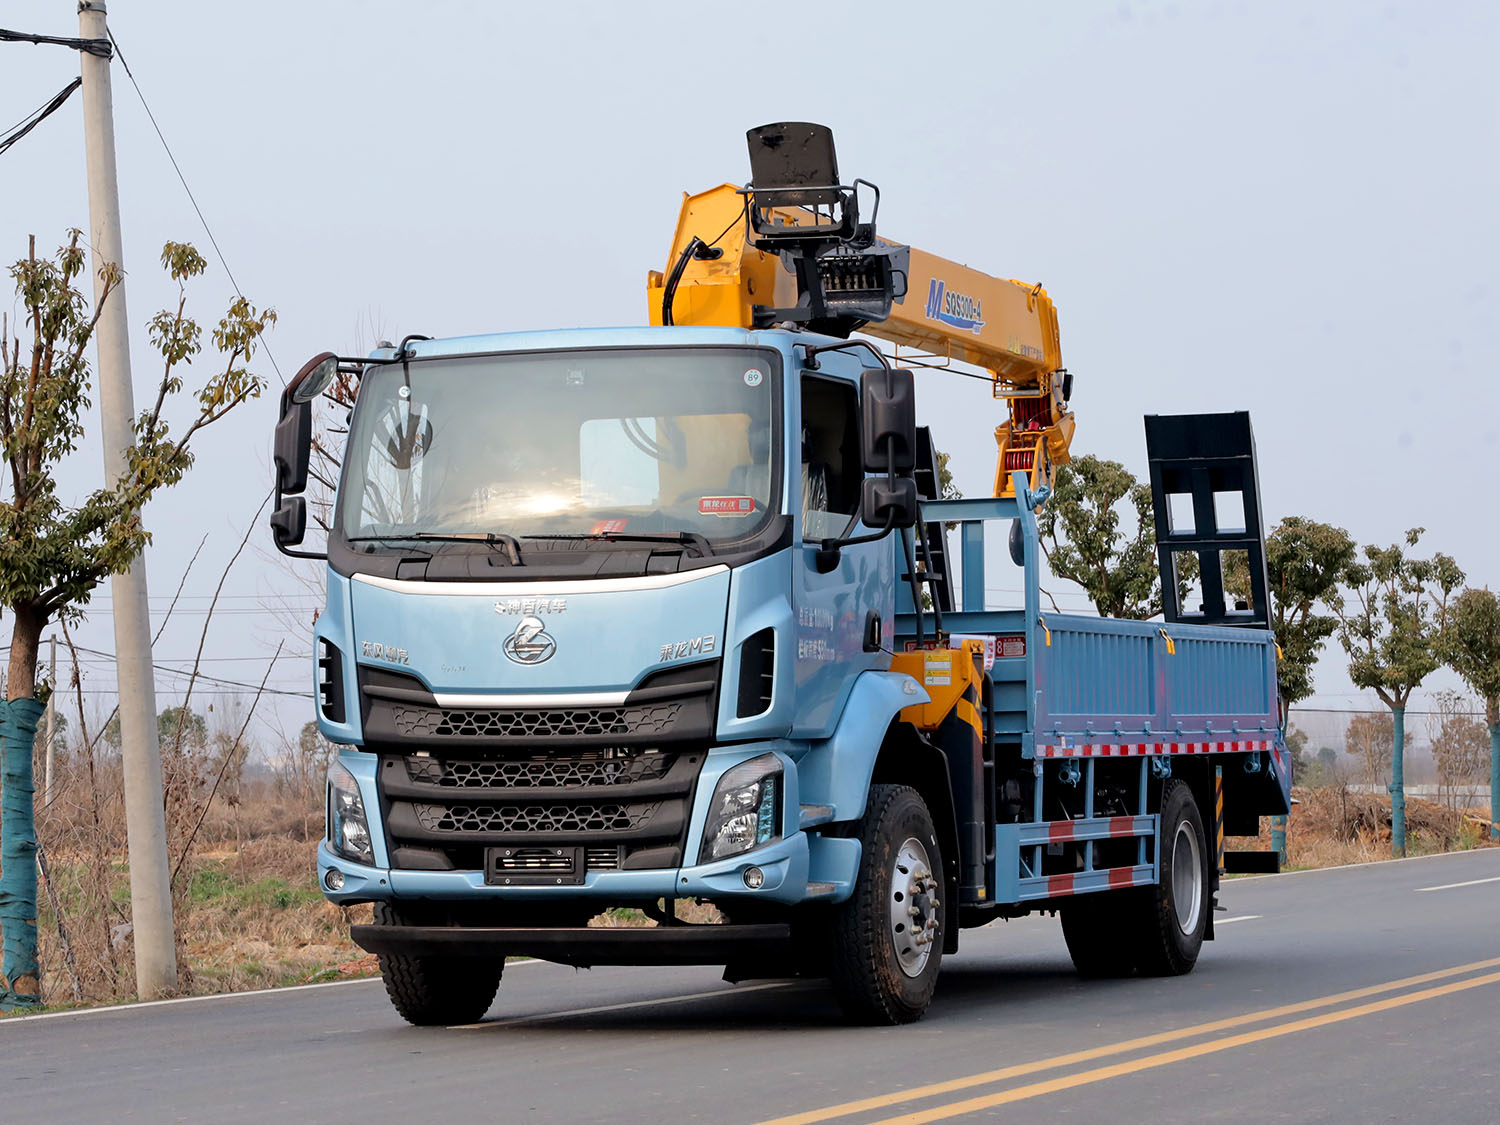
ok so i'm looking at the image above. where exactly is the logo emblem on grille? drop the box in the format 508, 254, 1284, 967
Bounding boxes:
503, 614, 556, 665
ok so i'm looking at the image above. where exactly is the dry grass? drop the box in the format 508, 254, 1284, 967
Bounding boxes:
36, 834, 373, 1008
1226, 784, 1498, 871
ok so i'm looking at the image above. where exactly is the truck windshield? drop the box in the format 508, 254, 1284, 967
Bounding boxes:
338, 347, 779, 546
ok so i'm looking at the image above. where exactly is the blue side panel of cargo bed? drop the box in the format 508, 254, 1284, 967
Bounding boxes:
1034, 615, 1279, 747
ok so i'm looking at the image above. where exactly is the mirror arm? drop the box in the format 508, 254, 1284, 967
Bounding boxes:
802, 339, 889, 373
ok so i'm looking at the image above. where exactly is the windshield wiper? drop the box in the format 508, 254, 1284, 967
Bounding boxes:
350, 531, 523, 565
522, 530, 712, 558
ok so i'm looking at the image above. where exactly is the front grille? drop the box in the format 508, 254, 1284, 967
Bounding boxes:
390, 703, 682, 739
405, 750, 674, 788
586, 847, 621, 870
412, 801, 661, 834
378, 746, 704, 872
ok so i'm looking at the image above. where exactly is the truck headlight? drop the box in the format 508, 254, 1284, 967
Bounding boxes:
327, 761, 374, 865
699, 754, 781, 864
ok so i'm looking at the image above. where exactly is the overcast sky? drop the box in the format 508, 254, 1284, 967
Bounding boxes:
3, 0, 1496, 742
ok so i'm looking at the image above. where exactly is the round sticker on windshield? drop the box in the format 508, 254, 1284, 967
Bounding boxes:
743, 367, 764, 388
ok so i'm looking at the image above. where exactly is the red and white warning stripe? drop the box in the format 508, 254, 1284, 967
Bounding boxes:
1036, 814, 1154, 843
1038, 865, 1155, 899
1036, 738, 1272, 759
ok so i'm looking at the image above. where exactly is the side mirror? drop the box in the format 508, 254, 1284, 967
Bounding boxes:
861, 476, 919, 530
274, 399, 312, 494
270, 496, 307, 547
273, 352, 338, 495
860, 367, 916, 474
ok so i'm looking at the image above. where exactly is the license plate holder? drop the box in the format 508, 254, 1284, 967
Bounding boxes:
485, 845, 585, 886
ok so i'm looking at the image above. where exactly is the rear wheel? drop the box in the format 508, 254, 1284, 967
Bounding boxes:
828, 784, 946, 1025
1133, 779, 1209, 976
374, 901, 503, 1026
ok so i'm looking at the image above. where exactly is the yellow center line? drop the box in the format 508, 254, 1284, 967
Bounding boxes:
871, 969, 1500, 1124
757, 956, 1500, 1125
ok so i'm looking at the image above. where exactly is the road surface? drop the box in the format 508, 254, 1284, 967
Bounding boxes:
7, 848, 1498, 1122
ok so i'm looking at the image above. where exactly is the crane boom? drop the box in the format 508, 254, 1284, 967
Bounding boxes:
648, 178, 1074, 499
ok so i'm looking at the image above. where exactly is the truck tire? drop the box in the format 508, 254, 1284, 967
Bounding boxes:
828, 784, 946, 1025
1133, 779, 1209, 976
373, 901, 503, 1026
1060, 892, 1139, 978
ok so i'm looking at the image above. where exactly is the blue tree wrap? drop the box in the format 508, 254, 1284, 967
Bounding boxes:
0, 697, 45, 1007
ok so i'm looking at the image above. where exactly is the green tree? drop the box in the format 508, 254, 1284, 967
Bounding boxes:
0, 232, 272, 1005
1334, 529, 1464, 855
157, 705, 208, 752
1034, 454, 1168, 619
1228, 517, 1356, 723
1438, 587, 1500, 839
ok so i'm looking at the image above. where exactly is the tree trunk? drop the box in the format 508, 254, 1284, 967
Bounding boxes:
1, 604, 47, 1007
1489, 716, 1499, 845
1391, 704, 1406, 858
5, 604, 42, 702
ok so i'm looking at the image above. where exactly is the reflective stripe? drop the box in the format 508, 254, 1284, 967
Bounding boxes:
1039, 738, 1271, 758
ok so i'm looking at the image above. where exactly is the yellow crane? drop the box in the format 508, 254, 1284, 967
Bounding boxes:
646, 126, 1073, 500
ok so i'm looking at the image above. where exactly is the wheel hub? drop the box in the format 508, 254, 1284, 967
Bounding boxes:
890, 837, 941, 977
1171, 820, 1203, 934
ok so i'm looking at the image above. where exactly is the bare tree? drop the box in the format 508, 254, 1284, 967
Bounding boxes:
1427, 691, 1488, 813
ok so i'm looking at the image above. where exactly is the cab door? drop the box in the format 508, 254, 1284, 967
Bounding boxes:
791, 365, 894, 738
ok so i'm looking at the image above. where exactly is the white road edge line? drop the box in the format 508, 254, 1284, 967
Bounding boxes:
1215, 914, 1262, 924
449, 980, 802, 1030
0, 958, 544, 1025
1415, 876, 1500, 893
1230, 847, 1500, 882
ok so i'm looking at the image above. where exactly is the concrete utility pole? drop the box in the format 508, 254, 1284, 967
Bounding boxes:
42, 637, 56, 808
77, 0, 178, 998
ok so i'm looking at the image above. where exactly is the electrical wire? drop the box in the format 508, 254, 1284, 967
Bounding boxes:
103, 26, 285, 385
0, 27, 110, 57
0, 77, 81, 157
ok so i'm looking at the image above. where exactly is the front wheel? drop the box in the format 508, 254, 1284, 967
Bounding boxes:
828, 784, 946, 1025
373, 901, 503, 1026
1133, 778, 1209, 976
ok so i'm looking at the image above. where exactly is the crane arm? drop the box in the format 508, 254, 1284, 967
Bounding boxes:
647, 182, 1074, 499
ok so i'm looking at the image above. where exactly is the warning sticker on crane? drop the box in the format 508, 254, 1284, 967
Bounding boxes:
903, 633, 1027, 669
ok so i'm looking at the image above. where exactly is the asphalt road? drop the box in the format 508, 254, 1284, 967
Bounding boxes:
8, 848, 1499, 1123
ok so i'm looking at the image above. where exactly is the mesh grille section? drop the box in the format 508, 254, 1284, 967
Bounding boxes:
405, 751, 673, 789
390, 703, 682, 739
411, 802, 660, 834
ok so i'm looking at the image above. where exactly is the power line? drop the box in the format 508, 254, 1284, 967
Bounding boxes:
103, 27, 285, 386
63, 644, 311, 697
0, 26, 111, 57
0, 77, 81, 156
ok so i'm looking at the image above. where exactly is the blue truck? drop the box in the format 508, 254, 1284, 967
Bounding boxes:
269, 124, 1291, 1025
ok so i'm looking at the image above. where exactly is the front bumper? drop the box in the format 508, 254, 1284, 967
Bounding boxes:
319, 827, 828, 906
349, 921, 792, 966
